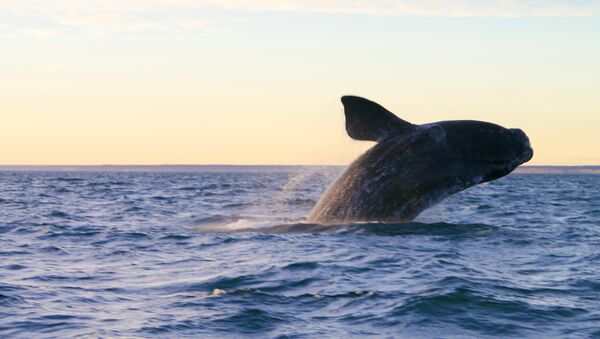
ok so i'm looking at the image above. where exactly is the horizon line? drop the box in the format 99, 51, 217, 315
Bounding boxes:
2, 164, 600, 175
1, 164, 600, 168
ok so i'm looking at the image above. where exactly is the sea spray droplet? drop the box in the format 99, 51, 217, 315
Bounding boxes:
198, 288, 227, 298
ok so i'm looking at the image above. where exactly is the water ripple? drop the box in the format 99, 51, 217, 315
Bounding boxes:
0, 170, 598, 337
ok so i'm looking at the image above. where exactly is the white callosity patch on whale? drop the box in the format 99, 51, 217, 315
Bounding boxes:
426, 124, 447, 143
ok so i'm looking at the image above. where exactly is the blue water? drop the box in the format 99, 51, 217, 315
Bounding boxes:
1, 168, 599, 338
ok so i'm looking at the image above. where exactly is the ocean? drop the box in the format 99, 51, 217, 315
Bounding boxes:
1, 166, 599, 338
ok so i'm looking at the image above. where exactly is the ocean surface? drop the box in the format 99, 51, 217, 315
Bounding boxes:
1, 167, 599, 338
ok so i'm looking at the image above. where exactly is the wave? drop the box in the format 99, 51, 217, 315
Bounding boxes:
194, 216, 500, 236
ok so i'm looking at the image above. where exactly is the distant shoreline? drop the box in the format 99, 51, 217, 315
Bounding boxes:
0, 165, 599, 174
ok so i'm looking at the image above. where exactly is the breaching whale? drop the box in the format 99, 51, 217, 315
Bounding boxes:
308, 96, 533, 224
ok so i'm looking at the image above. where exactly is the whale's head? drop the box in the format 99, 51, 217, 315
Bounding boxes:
436, 120, 533, 183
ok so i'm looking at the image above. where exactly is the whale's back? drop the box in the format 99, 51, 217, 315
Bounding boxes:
308, 128, 454, 224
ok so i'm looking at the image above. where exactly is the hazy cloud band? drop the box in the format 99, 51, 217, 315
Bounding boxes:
2, 0, 600, 17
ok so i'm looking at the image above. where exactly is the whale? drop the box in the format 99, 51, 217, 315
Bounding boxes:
308, 96, 533, 224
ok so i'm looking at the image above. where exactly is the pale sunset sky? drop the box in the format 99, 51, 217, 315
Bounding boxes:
1, 1, 599, 165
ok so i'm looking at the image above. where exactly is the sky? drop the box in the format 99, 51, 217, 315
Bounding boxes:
1, 0, 599, 165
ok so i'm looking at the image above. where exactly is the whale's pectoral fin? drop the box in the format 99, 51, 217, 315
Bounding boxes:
341, 96, 414, 142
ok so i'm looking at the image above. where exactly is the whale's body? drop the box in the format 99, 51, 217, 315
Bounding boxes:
308, 96, 533, 224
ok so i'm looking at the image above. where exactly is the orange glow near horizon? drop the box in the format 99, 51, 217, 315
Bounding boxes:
1, 5, 599, 165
